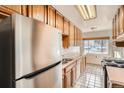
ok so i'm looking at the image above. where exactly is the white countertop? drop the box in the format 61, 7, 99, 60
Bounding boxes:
106, 66, 124, 86
62, 55, 82, 69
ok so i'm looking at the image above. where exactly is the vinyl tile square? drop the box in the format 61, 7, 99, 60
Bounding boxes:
73, 64, 104, 88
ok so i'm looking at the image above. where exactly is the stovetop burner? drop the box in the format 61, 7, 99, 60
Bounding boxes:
102, 58, 124, 68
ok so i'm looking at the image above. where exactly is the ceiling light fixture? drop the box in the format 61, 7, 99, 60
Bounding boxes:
76, 5, 97, 20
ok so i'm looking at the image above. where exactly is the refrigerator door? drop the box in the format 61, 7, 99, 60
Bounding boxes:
16, 62, 62, 88
14, 14, 62, 88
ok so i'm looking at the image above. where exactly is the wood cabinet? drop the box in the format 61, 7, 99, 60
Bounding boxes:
112, 19, 115, 39
56, 12, 64, 32
62, 57, 84, 88
21, 6, 28, 16
74, 27, 77, 46
62, 35, 69, 48
48, 6, 56, 27
62, 56, 86, 88
28, 5, 47, 23
0, 5, 82, 48
74, 27, 82, 46
0, 5, 27, 16
78, 30, 82, 45
119, 6, 124, 35
3, 5, 22, 14
69, 23, 75, 46
72, 66, 76, 85
65, 70, 72, 88
63, 61, 77, 88
62, 18, 70, 48
63, 18, 69, 35
112, 5, 124, 41
80, 56, 86, 74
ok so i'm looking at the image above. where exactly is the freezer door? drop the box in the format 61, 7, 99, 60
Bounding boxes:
16, 62, 62, 88
14, 14, 62, 87
32, 20, 62, 70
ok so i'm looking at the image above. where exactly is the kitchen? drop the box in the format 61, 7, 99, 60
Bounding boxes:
0, 5, 124, 88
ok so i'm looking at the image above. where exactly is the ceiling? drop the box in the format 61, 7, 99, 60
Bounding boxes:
53, 5, 120, 33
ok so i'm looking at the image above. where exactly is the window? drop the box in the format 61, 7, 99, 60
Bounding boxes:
83, 40, 109, 54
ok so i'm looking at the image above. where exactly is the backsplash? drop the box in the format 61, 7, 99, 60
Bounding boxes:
62, 46, 81, 59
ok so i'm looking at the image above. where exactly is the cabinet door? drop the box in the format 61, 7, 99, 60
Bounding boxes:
116, 14, 119, 37
74, 27, 77, 46
119, 6, 124, 34
79, 30, 82, 46
62, 75, 65, 88
113, 17, 116, 39
80, 56, 86, 74
75, 27, 80, 46
76, 59, 81, 80
4, 5, 22, 14
28, 5, 46, 23
112, 18, 116, 39
64, 18, 69, 35
0, 5, 22, 16
72, 66, 76, 86
115, 15, 118, 38
21, 5, 28, 16
56, 12, 64, 32
48, 6, 56, 27
65, 70, 72, 88
69, 23, 75, 46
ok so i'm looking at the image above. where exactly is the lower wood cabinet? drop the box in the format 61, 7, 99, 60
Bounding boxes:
62, 61, 77, 88
65, 70, 72, 88
62, 57, 86, 88
72, 66, 76, 86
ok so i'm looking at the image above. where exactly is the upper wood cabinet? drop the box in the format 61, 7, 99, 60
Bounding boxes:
77, 29, 81, 46
28, 5, 47, 23
74, 27, 81, 46
115, 15, 119, 37
21, 6, 28, 16
119, 6, 124, 35
56, 12, 64, 32
48, 6, 56, 27
0, 5, 82, 48
69, 23, 75, 46
75, 27, 81, 46
63, 18, 70, 35
74, 27, 77, 46
3, 5, 22, 14
112, 5, 124, 41
112, 19, 115, 39
112, 18, 116, 39
0, 5, 28, 16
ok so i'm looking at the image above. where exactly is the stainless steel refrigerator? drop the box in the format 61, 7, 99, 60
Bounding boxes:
0, 14, 62, 88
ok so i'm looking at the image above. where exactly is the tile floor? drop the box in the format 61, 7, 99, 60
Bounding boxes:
74, 63, 104, 88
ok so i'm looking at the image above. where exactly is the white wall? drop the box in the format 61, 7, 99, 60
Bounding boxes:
86, 53, 108, 65
62, 46, 81, 59
83, 29, 112, 38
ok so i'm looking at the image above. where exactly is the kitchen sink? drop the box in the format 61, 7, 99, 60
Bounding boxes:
62, 58, 73, 64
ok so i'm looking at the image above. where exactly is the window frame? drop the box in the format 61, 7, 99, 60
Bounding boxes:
83, 39, 109, 54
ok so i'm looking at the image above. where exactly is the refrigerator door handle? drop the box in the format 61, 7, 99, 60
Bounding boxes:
15, 61, 61, 81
